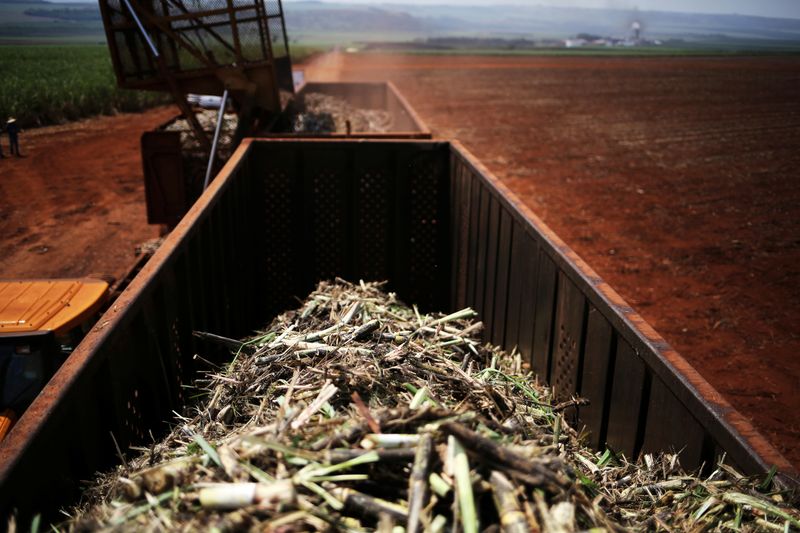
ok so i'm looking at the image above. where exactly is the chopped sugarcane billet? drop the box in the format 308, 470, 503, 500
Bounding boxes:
64, 280, 799, 531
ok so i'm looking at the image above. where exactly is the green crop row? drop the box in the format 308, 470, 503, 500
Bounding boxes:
0, 43, 326, 129
0, 44, 168, 129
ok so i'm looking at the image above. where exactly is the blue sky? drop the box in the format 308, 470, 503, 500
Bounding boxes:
281, 0, 800, 19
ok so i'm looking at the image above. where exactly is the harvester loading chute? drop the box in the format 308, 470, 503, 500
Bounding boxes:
98, 0, 294, 145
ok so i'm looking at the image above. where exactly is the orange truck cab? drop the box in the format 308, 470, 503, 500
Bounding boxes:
0, 279, 109, 440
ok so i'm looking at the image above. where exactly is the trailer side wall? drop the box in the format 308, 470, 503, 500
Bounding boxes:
447, 146, 791, 479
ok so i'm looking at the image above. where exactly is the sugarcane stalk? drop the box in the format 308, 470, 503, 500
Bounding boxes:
133, 456, 195, 495
198, 480, 295, 510
441, 423, 570, 490
299, 299, 317, 319
342, 301, 363, 324
361, 434, 420, 450
291, 381, 339, 430
552, 414, 562, 448
407, 433, 434, 533
239, 461, 275, 484
429, 472, 452, 497
301, 480, 344, 510
430, 514, 448, 533
325, 448, 416, 464
721, 493, 800, 528
255, 352, 294, 366
218, 445, 247, 481
299, 322, 343, 342
489, 471, 528, 533
426, 308, 478, 328
350, 319, 381, 340
262, 323, 296, 351
297, 450, 380, 483
310, 422, 367, 451
410, 386, 432, 409
331, 488, 408, 523
450, 435, 479, 533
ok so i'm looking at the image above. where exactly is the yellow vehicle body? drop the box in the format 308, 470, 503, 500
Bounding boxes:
0, 279, 109, 337
0, 279, 109, 441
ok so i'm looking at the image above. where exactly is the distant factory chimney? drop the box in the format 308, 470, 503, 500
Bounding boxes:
631, 20, 642, 41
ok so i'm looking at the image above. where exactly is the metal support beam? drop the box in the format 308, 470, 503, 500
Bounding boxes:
122, 0, 211, 152
121, 0, 160, 57
204, 89, 230, 190
125, 0, 216, 70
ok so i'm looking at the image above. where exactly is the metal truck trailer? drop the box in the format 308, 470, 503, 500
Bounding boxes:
142, 81, 431, 226
0, 139, 794, 524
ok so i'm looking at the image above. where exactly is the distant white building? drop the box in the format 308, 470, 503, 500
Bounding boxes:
564, 38, 587, 48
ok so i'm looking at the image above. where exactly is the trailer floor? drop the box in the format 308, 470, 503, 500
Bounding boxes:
305, 52, 800, 467
0, 106, 176, 281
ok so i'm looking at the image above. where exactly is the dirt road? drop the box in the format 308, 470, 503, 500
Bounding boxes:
0, 107, 177, 281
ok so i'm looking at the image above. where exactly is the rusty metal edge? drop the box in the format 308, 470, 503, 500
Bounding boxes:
115, 62, 275, 92
258, 132, 432, 139
448, 139, 797, 483
0, 139, 256, 486
386, 80, 433, 137
152, 83, 432, 139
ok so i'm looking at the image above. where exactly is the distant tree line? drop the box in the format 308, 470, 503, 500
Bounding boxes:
363, 37, 566, 52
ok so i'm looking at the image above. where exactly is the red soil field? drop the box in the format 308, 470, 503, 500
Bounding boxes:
0, 52, 797, 468
0, 108, 175, 279
304, 52, 800, 467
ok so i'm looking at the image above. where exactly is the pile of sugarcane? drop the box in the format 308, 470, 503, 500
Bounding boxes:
165, 110, 238, 156
291, 93, 393, 134
67, 280, 799, 531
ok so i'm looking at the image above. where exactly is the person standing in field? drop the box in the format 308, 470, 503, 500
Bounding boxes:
6, 118, 21, 157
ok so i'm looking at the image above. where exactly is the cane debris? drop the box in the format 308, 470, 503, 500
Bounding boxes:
165, 109, 238, 156
66, 280, 800, 531
290, 93, 393, 134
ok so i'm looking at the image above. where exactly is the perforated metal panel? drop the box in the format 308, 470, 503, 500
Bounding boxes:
406, 151, 447, 308
256, 142, 451, 313
308, 157, 347, 281
355, 166, 390, 281
551, 275, 587, 401
262, 154, 295, 317
553, 324, 579, 394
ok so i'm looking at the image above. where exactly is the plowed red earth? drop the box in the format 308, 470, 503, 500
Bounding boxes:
1, 53, 798, 468
0, 107, 176, 279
